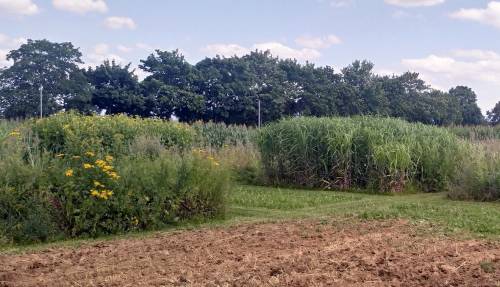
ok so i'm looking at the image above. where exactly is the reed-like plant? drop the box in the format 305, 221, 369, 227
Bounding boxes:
259, 116, 462, 193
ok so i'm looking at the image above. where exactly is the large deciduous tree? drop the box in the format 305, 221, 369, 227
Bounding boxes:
487, 101, 500, 125
0, 39, 90, 118
140, 50, 203, 121
86, 60, 146, 116
449, 86, 484, 125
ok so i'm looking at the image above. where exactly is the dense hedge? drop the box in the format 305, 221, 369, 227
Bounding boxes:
0, 114, 229, 244
259, 117, 462, 193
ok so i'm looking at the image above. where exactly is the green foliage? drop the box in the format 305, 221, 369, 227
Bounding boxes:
0, 40, 486, 126
258, 117, 462, 193
46, 151, 228, 238
0, 39, 91, 118
449, 144, 500, 201
448, 125, 500, 140
0, 187, 57, 244
30, 112, 194, 155
0, 114, 230, 244
192, 121, 256, 148
229, 186, 500, 236
86, 60, 147, 116
487, 101, 500, 125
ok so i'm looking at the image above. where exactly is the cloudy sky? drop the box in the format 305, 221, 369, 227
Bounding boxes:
0, 0, 499, 113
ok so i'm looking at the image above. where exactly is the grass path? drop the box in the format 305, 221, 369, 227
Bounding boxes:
227, 185, 500, 237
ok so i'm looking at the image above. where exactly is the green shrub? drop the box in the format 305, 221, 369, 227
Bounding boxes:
0, 187, 57, 244
30, 112, 195, 156
43, 150, 229, 238
0, 114, 230, 243
259, 116, 462, 192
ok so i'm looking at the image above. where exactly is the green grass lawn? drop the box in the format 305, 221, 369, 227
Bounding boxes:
2, 185, 499, 253
227, 185, 500, 237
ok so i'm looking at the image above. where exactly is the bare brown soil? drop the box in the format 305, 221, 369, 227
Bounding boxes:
1, 220, 499, 287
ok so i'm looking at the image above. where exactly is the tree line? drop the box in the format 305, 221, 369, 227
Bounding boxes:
1, 39, 498, 125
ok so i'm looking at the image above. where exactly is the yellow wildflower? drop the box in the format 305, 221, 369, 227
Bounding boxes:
83, 163, 94, 169
102, 165, 113, 172
105, 155, 113, 162
95, 159, 106, 168
85, 151, 95, 157
93, 180, 104, 187
90, 189, 99, 197
8, 131, 20, 137
107, 171, 120, 180
131, 217, 139, 226
65, 169, 74, 177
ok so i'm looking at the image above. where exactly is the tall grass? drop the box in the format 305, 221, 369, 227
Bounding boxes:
448, 125, 500, 141
192, 121, 256, 148
449, 142, 500, 201
259, 117, 462, 193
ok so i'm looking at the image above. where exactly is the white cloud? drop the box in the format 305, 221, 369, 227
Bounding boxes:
52, 0, 107, 14
203, 42, 321, 61
84, 43, 125, 67
203, 44, 249, 57
0, 34, 27, 48
104, 16, 136, 30
254, 42, 321, 61
450, 1, 500, 29
452, 49, 500, 60
0, 0, 39, 16
0, 34, 27, 68
0, 49, 11, 67
402, 49, 500, 112
295, 34, 342, 49
385, 0, 444, 7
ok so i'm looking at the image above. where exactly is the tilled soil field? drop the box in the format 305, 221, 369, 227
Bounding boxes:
0, 220, 499, 287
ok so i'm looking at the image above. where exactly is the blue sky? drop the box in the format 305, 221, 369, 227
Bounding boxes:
0, 0, 499, 113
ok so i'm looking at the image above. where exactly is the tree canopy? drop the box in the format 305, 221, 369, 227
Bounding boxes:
0, 39, 489, 126
487, 101, 500, 125
0, 39, 90, 118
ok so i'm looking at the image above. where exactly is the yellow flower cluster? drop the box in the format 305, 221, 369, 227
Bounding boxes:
65, 169, 74, 177
62, 152, 120, 200
83, 163, 94, 169
207, 156, 220, 166
8, 130, 21, 137
192, 148, 220, 166
90, 189, 113, 200
95, 157, 120, 180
